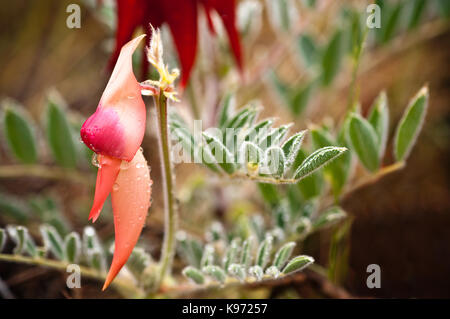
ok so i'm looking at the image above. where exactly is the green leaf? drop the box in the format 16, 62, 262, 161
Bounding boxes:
347, 114, 380, 172
282, 255, 314, 274
46, 92, 77, 168
228, 263, 246, 281
407, 0, 427, 29
202, 265, 226, 284
381, 3, 403, 43
321, 30, 343, 86
218, 93, 236, 129
40, 225, 64, 260
310, 127, 348, 196
7, 225, 26, 255
258, 124, 291, 150
368, 91, 389, 158
257, 183, 280, 206
289, 82, 314, 116
127, 247, 152, 279
313, 206, 347, 229
2, 101, 38, 164
206, 222, 225, 242
394, 86, 429, 162
177, 233, 204, 269
82, 226, 106, 271
0, 193, 30, 223
24, 232, 37, 257
282, 130, 307, 172
0, 228, 6, 253
294, 146, 347, 180
223, 238, 240, 272
294, 217, 312, 236
293, 149, 324, 199
64, 232, 81, 263
264, 146, 285, 178
240, 236, 254, 268
249, 215, 265, 242
436, 0, 450, 19
7, 225, 37, 257
248, 265, 264, 280
273, 242, 296, 270
203, 132, 236, 174
183, 266, 205, 285
256, 235, 273, 269
200, 244, 215, 268
297, 33, 319, 66
245, 118, 274, 143
239, 141, 263, 168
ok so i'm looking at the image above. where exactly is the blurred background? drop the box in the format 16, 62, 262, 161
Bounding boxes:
0, 0, 449, 298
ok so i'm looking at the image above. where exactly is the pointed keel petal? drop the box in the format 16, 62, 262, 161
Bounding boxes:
88, 155, 122, 223
102, 149, 152, 290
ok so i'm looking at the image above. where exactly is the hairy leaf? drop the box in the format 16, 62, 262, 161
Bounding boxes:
394, 86, 428, 161
183, 266, 205, 285
202, 265, 226, 284
294, 146, 347, 180
282, 255, 314, 274
347, 114, 380, 172
273, 241, 296, 270
2, 102, 38, 164
46, 93, 77, 168
368, 91, 389, 158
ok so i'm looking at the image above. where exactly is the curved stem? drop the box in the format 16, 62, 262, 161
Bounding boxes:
0, 253, 142, 297
154, 91, 178, 289
0, 165, 92, 185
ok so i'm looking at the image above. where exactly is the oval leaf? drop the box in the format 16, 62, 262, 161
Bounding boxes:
347, 114, 380, 172
294, 146, 347, 180
282, 255, 314, 274
2, 102, 38, 164
46, 93, 77, 168
394, 86, 428, 162
183, 266, 205, 285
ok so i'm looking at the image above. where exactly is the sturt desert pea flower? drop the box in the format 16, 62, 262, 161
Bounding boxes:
80, 34, 152, 290
110, 0, 242, 86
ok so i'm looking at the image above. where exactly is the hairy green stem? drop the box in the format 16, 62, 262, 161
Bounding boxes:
154, 91, 178, 289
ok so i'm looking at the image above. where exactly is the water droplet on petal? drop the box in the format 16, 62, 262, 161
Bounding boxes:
120, 160, 131, 170
91, 153, 100, 168
113, 183, 120, 191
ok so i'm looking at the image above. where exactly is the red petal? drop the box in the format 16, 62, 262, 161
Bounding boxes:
102, 149, 152, 290
109, 0, 147, 71
160, 0, 198, 87
201, 0, 243, 70
88, 155, 122, 223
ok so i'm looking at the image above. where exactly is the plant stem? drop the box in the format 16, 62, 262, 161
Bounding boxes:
0, 164, 92, 185
186, 82, 201, 120
154, 91, 178, 289
347, 27, 369, 111
0, 253, 142, 297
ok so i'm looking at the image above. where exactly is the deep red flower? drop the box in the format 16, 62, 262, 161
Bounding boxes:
110, 0, 243, 87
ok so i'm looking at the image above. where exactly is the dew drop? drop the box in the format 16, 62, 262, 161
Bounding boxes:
121, 160, 131, 170
91, 153, 100, 168
113, 183, 120, 191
